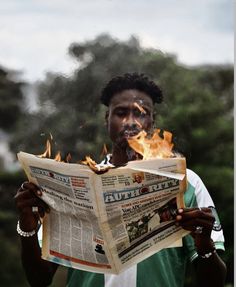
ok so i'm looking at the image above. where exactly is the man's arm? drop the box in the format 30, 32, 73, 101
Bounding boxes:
193, 250, 226, 287
20, 234, 58, 287
193, 233, 226, 287
15, 182, 58, 287
176, 208, 227, 287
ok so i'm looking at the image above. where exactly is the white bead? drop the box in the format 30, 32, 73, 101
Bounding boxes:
16, 221, 37, 237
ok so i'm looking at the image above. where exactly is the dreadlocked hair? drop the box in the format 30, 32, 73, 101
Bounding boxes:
100, 73, 163, 106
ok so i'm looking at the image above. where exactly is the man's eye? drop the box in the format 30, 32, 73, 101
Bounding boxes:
116, 110, 126, 117
134, 110, 149, 117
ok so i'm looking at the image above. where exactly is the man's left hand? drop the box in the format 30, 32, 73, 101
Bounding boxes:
176, 207, 215, 238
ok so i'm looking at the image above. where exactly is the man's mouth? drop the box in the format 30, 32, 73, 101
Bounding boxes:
122, 129, 141, 139
115, 128, 142, 148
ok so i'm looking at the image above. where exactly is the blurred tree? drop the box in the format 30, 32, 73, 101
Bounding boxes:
7, 34, 233, 286
0, 67, 25, 132
0, 171, 29, 287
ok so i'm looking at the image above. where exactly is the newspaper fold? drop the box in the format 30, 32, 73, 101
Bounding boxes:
18, 151, 189, 274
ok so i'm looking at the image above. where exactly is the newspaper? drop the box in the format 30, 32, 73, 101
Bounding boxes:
18, 151, 189, 274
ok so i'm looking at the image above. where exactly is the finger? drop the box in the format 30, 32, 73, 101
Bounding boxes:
178, 207, 212, 214
19, 181, 41, 193
16, 197, 42, 210
180, 218, 214, 230
14, 190, 43, 209
17, 183, 42, 197
20, 205, 46, 219
16, 197, 50, 213
19, 181, 27, 191
15, 189, 38, 201
178, 220, 214, 238
22, 205, 46, 218
37, 198, 50, 213
177, 209, 214, 222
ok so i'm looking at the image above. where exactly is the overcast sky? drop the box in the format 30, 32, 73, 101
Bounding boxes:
0, 0, 234, 82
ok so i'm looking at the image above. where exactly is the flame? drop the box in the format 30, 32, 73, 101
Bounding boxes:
81, 155, 113, 174
127, 129, 174, 159
134, 102, 146, 114
37, 127, 174, 175
134, 119, 142, 129
37, 136, 72, 163
54, 151, 62, 162
66, 153, 72, 163
81, 156, 98, 171
38, 139, 51, 158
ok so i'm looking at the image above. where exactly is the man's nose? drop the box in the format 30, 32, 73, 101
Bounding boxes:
123, 113, 138, 129
125, 113, 137, 127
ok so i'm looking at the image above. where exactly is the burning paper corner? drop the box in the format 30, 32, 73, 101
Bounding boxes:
127, 129, 174, 160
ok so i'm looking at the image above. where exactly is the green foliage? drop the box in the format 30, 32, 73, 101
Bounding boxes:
0, 68, 25, 132
3, 34, 234, 286
0, 171, 28, 286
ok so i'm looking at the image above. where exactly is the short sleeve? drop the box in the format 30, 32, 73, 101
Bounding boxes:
183, 169, 225, 262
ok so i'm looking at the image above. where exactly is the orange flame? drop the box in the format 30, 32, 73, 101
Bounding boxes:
134, 102, 146, 114
38, 139, 51, 158
54, 151, 62, 162
127, 129, 174, 159
81, 156, 97, 171
81, 156, 112, 174
37, 136, 72, 163
134, 119, 142, 129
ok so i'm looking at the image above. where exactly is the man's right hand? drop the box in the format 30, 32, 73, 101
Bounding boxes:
14, 182, 50, 232
15, 182, 58, 286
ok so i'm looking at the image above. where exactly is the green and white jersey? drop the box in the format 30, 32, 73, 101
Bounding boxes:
64, 169, 224, 287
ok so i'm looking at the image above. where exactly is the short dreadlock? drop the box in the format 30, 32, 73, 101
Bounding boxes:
100, 73, 163, 106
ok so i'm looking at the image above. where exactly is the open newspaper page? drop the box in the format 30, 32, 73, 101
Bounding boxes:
94, 158, 189, 273
18, 152, 189, 274
17, 152, 115, 274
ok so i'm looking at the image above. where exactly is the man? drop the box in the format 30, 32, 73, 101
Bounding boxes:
15, 73, 226, 287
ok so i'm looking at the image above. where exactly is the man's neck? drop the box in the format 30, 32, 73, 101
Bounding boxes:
111, 145, 141, 166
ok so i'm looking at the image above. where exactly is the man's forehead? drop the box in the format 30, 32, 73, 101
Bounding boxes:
109, 89, 153, 107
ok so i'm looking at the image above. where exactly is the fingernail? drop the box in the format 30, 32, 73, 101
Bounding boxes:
37, 190, 42, 196
178, 209, 184, 213
176, 215, 182, 221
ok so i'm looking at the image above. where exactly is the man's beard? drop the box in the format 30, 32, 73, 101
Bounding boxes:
115, 127, 141, 148
114, 127, 142, 161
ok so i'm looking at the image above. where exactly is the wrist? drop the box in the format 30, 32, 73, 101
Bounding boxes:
195, 237, 215, 255
198, 249, 217, 259
17, 220, 41, 237
19, 212, 39, 231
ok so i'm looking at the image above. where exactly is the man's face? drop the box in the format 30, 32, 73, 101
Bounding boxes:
106, 89, 154, 148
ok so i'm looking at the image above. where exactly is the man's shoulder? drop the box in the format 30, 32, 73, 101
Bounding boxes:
186, 169, 204, 188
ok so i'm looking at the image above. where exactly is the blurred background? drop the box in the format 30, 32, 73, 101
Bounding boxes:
0, 0, 233, 286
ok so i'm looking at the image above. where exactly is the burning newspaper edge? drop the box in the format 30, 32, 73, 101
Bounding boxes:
81, 129, 176, 173
36, 127, 180, 174
36, 137, 113, 174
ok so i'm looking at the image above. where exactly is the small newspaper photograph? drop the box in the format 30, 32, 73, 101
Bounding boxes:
18, 152, 188, 274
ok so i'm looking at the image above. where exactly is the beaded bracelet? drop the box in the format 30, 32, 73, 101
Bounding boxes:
16, 220, 41, 237
198, 249, 217, 259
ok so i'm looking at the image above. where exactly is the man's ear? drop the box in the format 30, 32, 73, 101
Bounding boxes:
105, 110, 109, 127
152, 111, 156, 126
